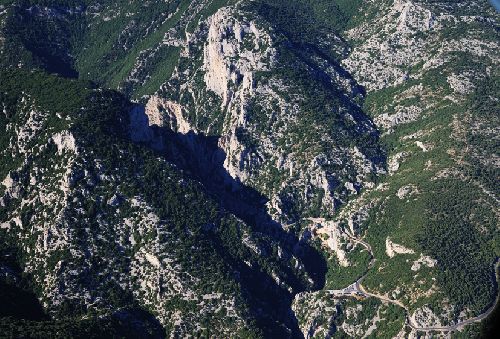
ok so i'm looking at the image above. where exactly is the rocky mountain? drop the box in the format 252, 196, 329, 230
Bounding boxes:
0, 0, 498, 338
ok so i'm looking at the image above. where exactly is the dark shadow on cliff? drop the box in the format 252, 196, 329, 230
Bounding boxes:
164, 127, 327, 338
0, 251, 48, 321
130, 105, 328, 338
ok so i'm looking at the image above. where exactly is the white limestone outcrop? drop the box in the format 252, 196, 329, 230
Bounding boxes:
51, 131, 77, 155
145, 95, 192, 134
203, 8, 274, 106
411, 254, 438, 271
386, 237, 415, 258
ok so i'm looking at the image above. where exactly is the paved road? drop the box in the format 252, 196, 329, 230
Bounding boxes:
327, 227, 500, 333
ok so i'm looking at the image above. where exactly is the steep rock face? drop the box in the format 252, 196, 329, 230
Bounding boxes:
0, 73, 321, 336
145, 95, 191, 133
1, 0, 498, 337
203, 8, 274, 107
201, 7, 277, 186
157, 4, 384, 224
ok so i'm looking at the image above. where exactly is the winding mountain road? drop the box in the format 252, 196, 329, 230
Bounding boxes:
331, 229, 500, 333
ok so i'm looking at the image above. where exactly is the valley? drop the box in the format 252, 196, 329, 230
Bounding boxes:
0, 0, 498, 337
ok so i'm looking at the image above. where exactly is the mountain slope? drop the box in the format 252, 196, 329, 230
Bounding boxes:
0, 0, 498, 338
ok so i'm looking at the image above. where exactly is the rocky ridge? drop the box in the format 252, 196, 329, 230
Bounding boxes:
0, 0, 498, 337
